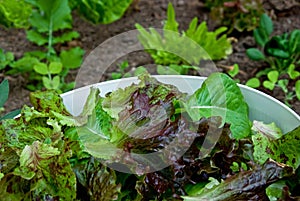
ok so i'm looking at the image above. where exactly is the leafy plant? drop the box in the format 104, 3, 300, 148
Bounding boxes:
111, 61, 148, 80
70, 0, 133, 24
246, 14, 300, 104
0, 0, 32, 28
204, 0, 264, 33
135, 3, 232, 75
0, 79, 21, 120
5, 0, 85, 91
0, 48, 14, 71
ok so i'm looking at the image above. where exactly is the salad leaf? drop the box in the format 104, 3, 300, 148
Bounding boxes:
182, 159, 293, 201
186, 72, 251, 139
252, 125, 300, 169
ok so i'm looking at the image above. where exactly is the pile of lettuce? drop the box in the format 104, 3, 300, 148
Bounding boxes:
0, 72, 299, 201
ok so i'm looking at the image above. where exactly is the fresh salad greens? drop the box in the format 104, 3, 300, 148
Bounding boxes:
0, 73, 299, 200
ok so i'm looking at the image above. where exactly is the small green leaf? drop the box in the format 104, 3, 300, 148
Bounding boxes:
60, 47, 84, 69
246, 48, 265, 60
296, 80, 300, 100
246, 78, 260, 88
0, 109, 21, 120
267, 70, 279, 83
0, 79, 9, 107
228, 64, 239, 78
49, 62, 63, 74
263, 80, 275, 90
42, 76, 52, 89
52, 75, 60, 89
259, 14, 273, 37
289, 29, 300, 53
33, 63, 48, 75
111, 72, 122, 80
278, 79, 288, 93
287, 64, 300, 79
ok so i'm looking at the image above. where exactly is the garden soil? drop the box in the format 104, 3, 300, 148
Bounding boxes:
0, 0, 299, 115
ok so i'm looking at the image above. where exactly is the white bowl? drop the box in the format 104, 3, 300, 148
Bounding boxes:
61, 75, 300, 133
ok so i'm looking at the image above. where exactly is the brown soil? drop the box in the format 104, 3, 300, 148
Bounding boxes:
0, 0, 299, 115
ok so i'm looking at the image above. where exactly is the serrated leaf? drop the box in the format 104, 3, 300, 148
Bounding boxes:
186, 73, 251, 139
26, 30, 48, 46
60, 47, 84, 69
53, 31, 80, 44
296, 80, 300, 100
0, 79, 9, 107
246, 48, 265, 60
33, 63, 48, 75
246, 77, 260, 88
49, 62, 63, 74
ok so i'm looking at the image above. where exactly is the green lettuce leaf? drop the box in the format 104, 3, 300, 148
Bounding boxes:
186, 72, 251, 139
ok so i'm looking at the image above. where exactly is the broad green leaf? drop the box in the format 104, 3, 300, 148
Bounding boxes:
246, 77, 260, 88
133, 66, 148, 76
186, 73, 251, 139
263, 80, 275, 90
27, 0, 72, 32
26, 30, 48, 46
266, 181, 286, 201
246, 48, 265, 60
265, 48, 290, 59
296, 80, 300, 100
33, 63, 48, 75
49, 61, 63, 74
259, 13, 273, 37
0, 79, 9, 107
60, 47, 84, 69
267, 70, 279, 83
9, 56, 40, 73
287, 64, 300, 79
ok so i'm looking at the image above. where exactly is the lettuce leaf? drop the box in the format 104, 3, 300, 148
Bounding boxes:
252, 125, 300, 169
186, 72, 251, 139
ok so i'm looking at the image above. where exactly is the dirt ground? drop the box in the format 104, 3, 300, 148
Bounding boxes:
0, 0, 299, 115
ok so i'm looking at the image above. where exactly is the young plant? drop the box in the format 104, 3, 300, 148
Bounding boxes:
0, 79, 21, 120
204, 0, 264, 33
6, 0, 85, 91
111, 60, 148, 79
0, 48, 14, 71
135, 3, 232, 75
246, 14, 300, 104
0, 0, 32, 28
